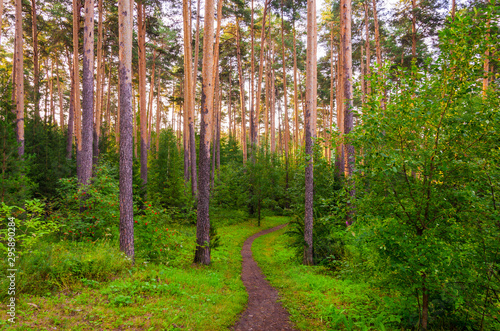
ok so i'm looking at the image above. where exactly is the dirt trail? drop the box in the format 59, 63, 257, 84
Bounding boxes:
233, 223, 296, 331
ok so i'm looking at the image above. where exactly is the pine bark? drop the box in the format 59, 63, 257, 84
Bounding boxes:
80, 0, 94, 186
329, 23, 335, 164
236, 18, 247, 163
343, 0, 355, 223
281, 0, 289, 159
118, 0, 134, 260
67, 51, 75, 159
304, 0, 317, 266
183, 0, 191, 183
155, 80, 161, 154
94, 0, 104, 164
31, 0, 40, 119
50, 60, 55, 124
138, 1, 148, 192
254, 0, 270, 145
364, 1, 371, 95
195, 0, 215, 265
15, 0, 24, 157
56, 60, 64, 128
73, 0, 82, 177
249, 0, 255, 148
293, 23, 299, 149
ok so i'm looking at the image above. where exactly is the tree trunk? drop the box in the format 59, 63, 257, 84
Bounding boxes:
73, 0, 82, 178
270, 46, 276, 154
189, 0, 200, 198
118, 0, 134, 261
15, 0, 24, 158
156, 80, 161, 154
254, 0, 269, 146
412, 0, 417, 60
148, 48, 157, 148
0, 0, 3, 44
106, 65, 112, 137
281, 0, 289, 160
80, 0, 94, 186
293, 21, 299, 149
304, 0, 317, 266
56, 60, 64, 128
364, 1, 371, 95
195, 0, 215, 265
228, 67, 233, 137
138, 1, 148, 192
250, 0, 255, 148
329, 22, 335, 164
50, 59, 55, 124
66, 51, 75, 159
31, 0, 40, 119
343, 0, 355, 223
336, 0, 345, 177
94, 0, 104, 165
236, 18, 247, 163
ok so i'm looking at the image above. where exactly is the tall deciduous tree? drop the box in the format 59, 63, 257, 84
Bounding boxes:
194, 0, 215, 265
80, 0, 94, 186
303, 0, 316, 266
118, 0, 134, 260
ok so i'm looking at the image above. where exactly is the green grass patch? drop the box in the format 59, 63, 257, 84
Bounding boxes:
252, 226, 402, 331
5, 216, 288, 330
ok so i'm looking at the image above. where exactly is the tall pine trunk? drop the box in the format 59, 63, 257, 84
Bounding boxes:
236, 18, 247, 163
343, 0, 355, 222
56, 60, 64, 128
66, 51, 75, 159
94, 0, 104, 165
118, 0, 134, 261
80, 0, 94, 185
138, 1, 148, 194
15, 0, 24, 158
194, 0, 215, 265
304, 0, 317, 266
31, 0, 40, 119
293, 21, 299, 149
254, 0, 269, 146
73, 0, 82, 178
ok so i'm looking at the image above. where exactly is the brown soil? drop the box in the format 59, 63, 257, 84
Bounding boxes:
233, 224, 297, 331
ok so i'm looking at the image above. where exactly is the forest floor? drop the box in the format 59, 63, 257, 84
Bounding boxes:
233, 224, 296, 331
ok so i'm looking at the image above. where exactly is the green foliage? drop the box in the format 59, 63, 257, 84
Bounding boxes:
349, 7, 500, 329
0, 199, 61, 257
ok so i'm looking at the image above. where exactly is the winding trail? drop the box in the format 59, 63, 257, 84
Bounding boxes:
233, 223, 296, 331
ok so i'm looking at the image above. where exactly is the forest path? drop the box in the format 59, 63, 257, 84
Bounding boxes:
233, 223, 297, 331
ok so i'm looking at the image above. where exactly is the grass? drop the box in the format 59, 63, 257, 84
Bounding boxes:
252, 226, 399, 331
3, 216, 288, 330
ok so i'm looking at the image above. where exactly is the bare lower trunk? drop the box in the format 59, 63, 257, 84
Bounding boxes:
94, 0, 104, 165
304, 0, 316, 266
80, 0, 94, 186
118, 0, 134, 261
195, 0, 215, 265
56, 60, 64, 128
343, 0, 355, 223
281, 0, 289, 159
293, 23, 299, 149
